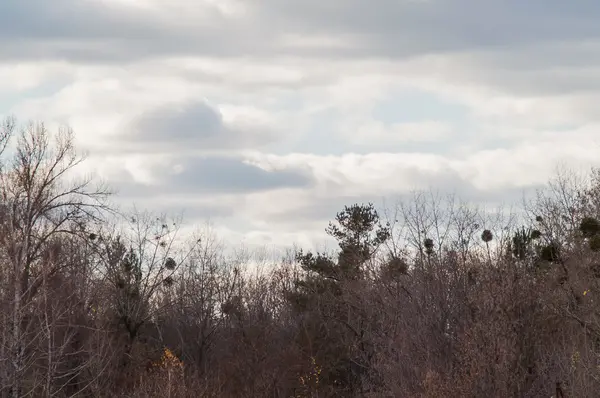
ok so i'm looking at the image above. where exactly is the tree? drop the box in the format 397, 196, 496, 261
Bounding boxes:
288, 203, 390, 395
299, 203, 390, 281
0, 119, 111, 397
87, 210, 201, 393
508, 226, 542, 263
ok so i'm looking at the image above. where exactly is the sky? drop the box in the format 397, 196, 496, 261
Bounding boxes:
1, 0, 600, 251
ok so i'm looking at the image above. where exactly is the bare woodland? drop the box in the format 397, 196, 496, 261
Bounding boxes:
1, 119, 600, 397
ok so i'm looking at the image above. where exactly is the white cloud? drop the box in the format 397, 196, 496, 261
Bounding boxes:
350, 120, 453, 145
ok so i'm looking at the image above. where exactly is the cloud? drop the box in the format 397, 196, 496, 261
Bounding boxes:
3, 1, 600, 252
350, 120, 453, 146
259, 0, 600, 56
0, 0, 162, 62
245, 142, 600, 201
3, 0, 597, 65
168, 156, 313, 193
219, 160, 543, 251
99, 154, 314, 198
0, 0, 271, 63
118, 100, 275, 152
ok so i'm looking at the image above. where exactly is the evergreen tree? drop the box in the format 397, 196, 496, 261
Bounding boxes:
288, 203, 390, 394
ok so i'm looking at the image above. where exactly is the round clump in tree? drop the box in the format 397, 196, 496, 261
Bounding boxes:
164, 257, 176, 270
384, 256, 408, 276
163, 276, 174, 287
481, 229, 493, 243
540, 244, 560, 262
424, 238, 434, 255
580, 217, 600, 238
531, 229, 542, 240
536, 215, 543, 223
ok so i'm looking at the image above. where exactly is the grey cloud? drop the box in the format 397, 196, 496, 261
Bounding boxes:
0, 0, 267, 63
112, 155, 313, 198
169, 157, 312, 193
0, 0, 168, 61
257, 0, 600, 97
4, 1, 600, 128
2, 0, 600, 103
262, 0, 600, 53
119, 101, 275, 152
2, 1, 600, 64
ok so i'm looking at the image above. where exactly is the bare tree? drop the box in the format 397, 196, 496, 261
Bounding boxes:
0, 119, 111, 397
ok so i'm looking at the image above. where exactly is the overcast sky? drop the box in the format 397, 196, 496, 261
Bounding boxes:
2, 0, 600, 250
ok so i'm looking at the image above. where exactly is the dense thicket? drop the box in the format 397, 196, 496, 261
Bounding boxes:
1, 120, 599, 397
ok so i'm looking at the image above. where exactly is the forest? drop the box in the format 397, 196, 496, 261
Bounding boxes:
2, 118, 600, 398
